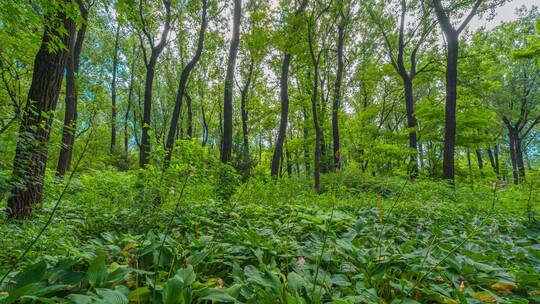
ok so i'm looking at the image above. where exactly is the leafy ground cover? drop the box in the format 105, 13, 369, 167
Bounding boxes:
0, 170, 539, 303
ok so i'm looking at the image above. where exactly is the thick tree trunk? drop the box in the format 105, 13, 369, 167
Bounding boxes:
221, 0, 241, 164
8, 5, 74, 219
433, 0, 481, 181
442, 35, 458, 181
111, 24, 120, 153
57, 2, 88, 177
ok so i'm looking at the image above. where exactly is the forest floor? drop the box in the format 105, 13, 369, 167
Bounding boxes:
0, 170, 539, 303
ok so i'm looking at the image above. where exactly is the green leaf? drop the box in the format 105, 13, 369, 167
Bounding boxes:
199, 288, 236, 302
128, 287, 151, 303
287, 272, 305, 291
3, 283, 44, 304
96, 288, 129, 304
12, 261, 47, 289
87, 256, 108, 288
163, 275, 183, 304
66, 293, 95, 304
176, 265, 196, 286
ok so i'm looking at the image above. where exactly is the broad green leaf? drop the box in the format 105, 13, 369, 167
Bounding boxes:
87, 256, 108, 288
96, 288, 129, 304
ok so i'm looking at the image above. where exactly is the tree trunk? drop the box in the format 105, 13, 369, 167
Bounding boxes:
403, 78, 419, 177
8, 5, 74, 219
165, 0, 207, 162
508, 128, 519, 184
332, 13, 344, 171
442, 35, 458, 181
433, 0, 481, 181
271, 54, 291, 176
515, 133, 526, 180
303, 106, 310, 175
286, 148, 292, 176
475, 149, 483, 171
308, 26, 321, 194
124, 47, 137, 154
186, 92, 193, 139
138, 0, 171, 168
139, 55, 157, 167
487, 148, 497, 174
56, 2, 88, 177
494, 144, 500, 177
467, 149, 473, 185
270, 0, 309, 176
221, 0, 241, 164
241, 57, 254, 165
111, 24, 120, 154
201, 105, 208, 146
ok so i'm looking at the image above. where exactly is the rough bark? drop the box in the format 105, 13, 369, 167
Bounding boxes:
8, 4, 74, 219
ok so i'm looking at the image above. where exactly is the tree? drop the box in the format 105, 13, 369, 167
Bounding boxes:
307, 0, 331, 193
127, 0, 172, 167
221, 0, 242, 164
369, 0, 435, 177
270, 0, 309, 176
432, 0, 504, 181
332, 1, 347, 171
57, 0, 92, 177
111, 23, 121, 153
165, 0, 209, 164
8, 1, 75, 219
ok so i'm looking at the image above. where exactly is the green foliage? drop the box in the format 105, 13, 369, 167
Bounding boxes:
1, 170, 539, 303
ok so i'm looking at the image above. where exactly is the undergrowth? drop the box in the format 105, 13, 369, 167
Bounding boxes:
0, 167, 539, 303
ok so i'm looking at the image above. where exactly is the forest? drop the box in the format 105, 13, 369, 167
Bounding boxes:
0, 0, 539, 302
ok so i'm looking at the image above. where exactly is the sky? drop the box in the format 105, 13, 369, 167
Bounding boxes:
469, 0, 540, 31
